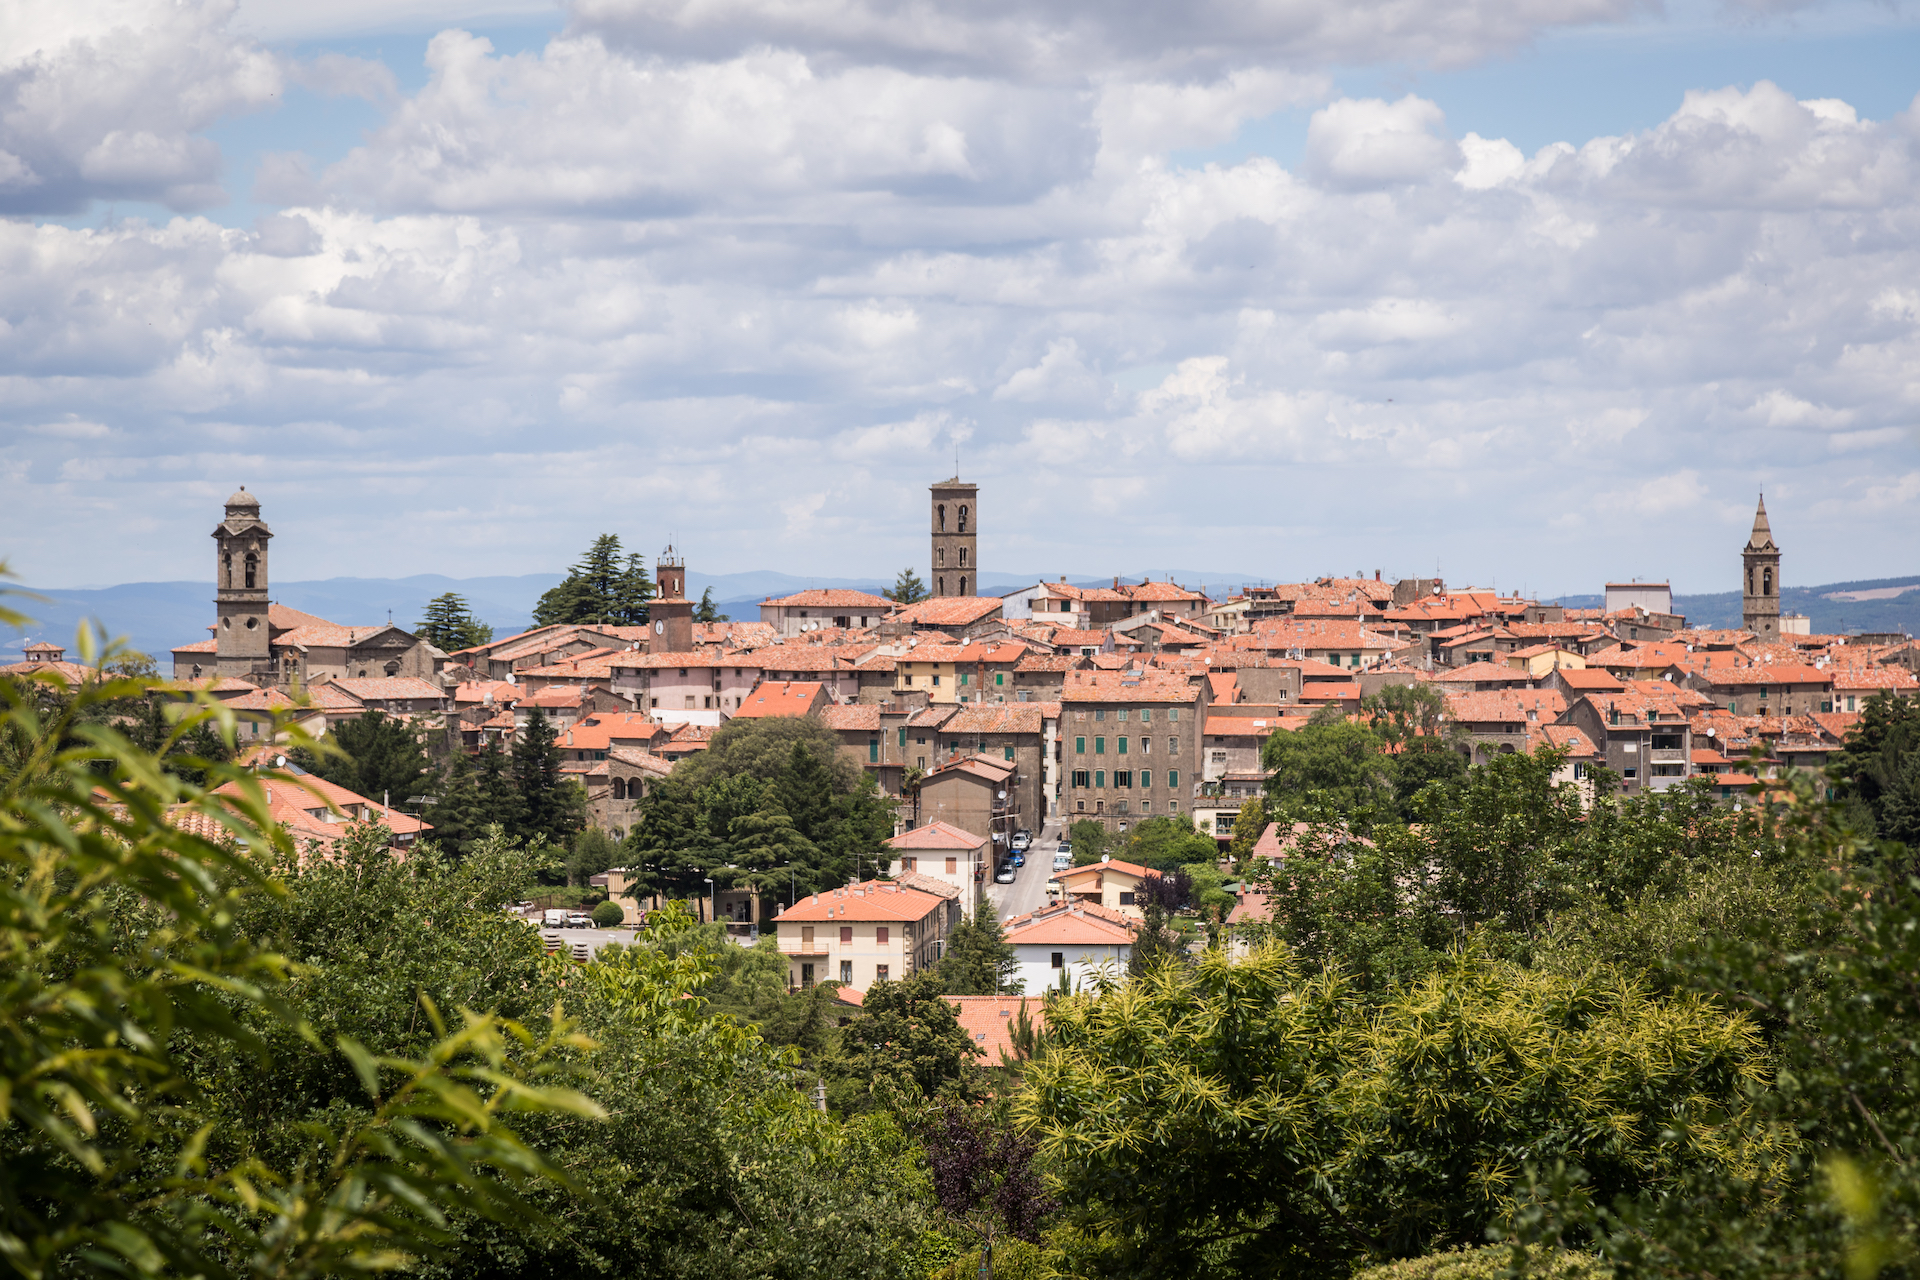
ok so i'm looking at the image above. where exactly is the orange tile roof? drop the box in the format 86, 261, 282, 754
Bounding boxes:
1003, 902, 1136, 946
761, 588, 895, 609
733, 681, 827, 718
891, 597, 1003, 627
819, 703, 883, 731
772, 879, 949, 923
944, 995, 1047, 1061
888, 820, 988, 850
328, 677, 446, 701
1054, 857, 1160, 883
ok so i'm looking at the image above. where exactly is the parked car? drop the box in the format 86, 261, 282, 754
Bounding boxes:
994, 864, 1017, 884
1053, 851, 1072, 870
1011, 852, 1025, 868
565, 912, 595, 928
1057, 841, 1072, 857
542, 908, 570, 927
1010, 832, 1031, 850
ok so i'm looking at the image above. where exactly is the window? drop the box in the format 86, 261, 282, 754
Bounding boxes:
932, 675, 941, 687
1004, 745, 1015, 761
1168, 770, 1179, 788
1168, 709, 1178, 722
840, 926, 853, 945
1140, 771, 1152, 788
1140, 708, 1152, 723
1140, 802, 1151, 813
1072, 770, 1090, 788
1623, 768, 1638, 779
959, 547, 968, 566
904, 856, 917, 871
995, 672, 1004, 686
1116, 709, 1129, 721
1076, 736, 1085, 753
1094, 709, 1105, 721
1168, 736, 1179, 753
1119, 891, 1135, 905
876, 964, 889, 982
1650, 734, 1682, 751
802, 926, 815, 950
959, 672, 969, 684
1118, 737, 1129, 755
840, 960, 853, 983
1077, 799, 1085, 811
1114, 771, 1132, 788
1094, 770, 1105, 787
946, 857, 957, 874
801, 963, 815, 988
1141, 737, 1152, 754
899, 727, 907, 749
870, 738, 880, 762
1095, 737, 1106, 755
1574, 762, 1588, 779
876, 927, 889, 944
918, 756, 926, 769
1169, 800, 1179, 812
1051, 951, 1064, 969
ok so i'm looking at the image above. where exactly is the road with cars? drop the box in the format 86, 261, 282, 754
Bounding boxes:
984, 817, 1063, 922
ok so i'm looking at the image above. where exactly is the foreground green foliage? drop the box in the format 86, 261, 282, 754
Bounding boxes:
1022, 945, 1782, 1280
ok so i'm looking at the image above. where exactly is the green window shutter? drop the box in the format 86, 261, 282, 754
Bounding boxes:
1168, 770, 1179, 788
869, 739, 879, 762
1004, 745, 1015, 761
899, 727, 907, 749
1168, 708, 1178, 721
1118, 737, 1129, 755
1095, 770, 1105, 788
1141, 771, 1152, 788
995, 672, 1004, 686
1076, 736, 1085, 754
1095, 737, 1105, 755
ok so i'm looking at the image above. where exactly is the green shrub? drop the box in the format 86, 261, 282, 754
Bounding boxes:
590, 898, 626, 927
1352, 1246, 1609, 1280
931, 1237, 1049, 1279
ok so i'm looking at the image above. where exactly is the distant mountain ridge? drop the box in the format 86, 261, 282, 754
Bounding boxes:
10, 570, 1912, 666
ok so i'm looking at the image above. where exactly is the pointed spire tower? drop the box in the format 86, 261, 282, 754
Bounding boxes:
1741, 494, 1781, 640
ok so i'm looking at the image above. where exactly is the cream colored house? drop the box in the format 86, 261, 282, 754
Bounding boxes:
1051, 855, 1161, 921
1505, 644, 1586, 679
887, 820, 989, 917
772, 880, 952, 992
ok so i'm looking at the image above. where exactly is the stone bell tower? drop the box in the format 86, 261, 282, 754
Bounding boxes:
929, 478, 977, 598
1741, 494, 1781, 641
213, 486, 273, 677
650, 545, 694, 653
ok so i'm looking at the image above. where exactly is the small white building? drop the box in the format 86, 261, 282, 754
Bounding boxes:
1603, 582, 1673, 615
887, 820, 989, 917
1003, 901, 1136, 995
758, 589, 895, 637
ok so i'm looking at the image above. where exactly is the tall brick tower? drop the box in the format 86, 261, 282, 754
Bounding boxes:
1741, 494, 1781, 641
213, 486, 273, 677
930, 478, 977, 598
651, 545, 694, 653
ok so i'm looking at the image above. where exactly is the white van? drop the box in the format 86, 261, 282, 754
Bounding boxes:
542, 908, 570, 927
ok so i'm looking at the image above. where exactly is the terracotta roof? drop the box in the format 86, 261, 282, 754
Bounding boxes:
893, 870, 962, 898
327, 677, 446, 701
1555, 669, 1627, 690
1054, 857, 1160, 883
924, 754, 1017, 784
1060, 671, 1198, 704
761, 589, 895, 609
733, 681, 827, 718
942, 704, 1052, 734
1003, 902, 1136, 946
888, 820, 988, 850
171, 638, 219, 654
891, 597, 1003, 627
819, 703, 883, 731
944, 995, 1047, 1060
1205, 715, 1279, 736
772, 879, 948, 923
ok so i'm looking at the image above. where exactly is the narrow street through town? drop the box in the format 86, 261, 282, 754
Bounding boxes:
983, 815, 1064, 923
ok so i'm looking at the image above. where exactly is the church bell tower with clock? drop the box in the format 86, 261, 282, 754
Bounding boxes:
651, 546, 694, 653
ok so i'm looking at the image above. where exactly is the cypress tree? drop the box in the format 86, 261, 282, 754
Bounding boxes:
513, 705, 581, 848
423, 747, 487, 857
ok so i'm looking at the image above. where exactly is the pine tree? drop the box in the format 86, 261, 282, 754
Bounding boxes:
533, 534, 653, 626
475, 735, 525, 834
423, 747, 487, 856
883, 567, 928, 604
940, 899, 1021, 995
416, 593, 492, 652
695, 587, 729, 623
514, 705, 582, 848
728, 792, 825, 909
609, 552, 655, 625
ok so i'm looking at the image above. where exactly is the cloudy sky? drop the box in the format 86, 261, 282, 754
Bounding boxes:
2, 0, 1917, 595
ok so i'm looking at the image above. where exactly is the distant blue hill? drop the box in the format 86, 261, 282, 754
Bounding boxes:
3, 569, 1264, 662
1552, 575, 1920, 637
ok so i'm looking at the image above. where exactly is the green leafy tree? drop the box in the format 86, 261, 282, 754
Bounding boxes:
884, 567, 929, 604
513, 705, 585, 850
1830, 691, 1920, 854
1263, 719, 1396, 819
1225, 795, 1269, 866
1022, 945, 1785, 1280
833, 972, 988, 1113
1125, 898, 1185, 977
1118, 814, 1218, 871
415, 592, 493, 652
474, 735, 527, 833
694, 587, 729, 623
568, 825, 621, 887
940, 899, 1021, 994
1068, 818, 1111, 865
0, 620, 600, 1280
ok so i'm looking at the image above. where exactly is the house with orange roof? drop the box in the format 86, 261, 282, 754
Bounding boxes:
732, 680, 832, 720
1201, 705, 1287, 781
887, 595, 1005, 638
173, 769, 432, 855
1684, 660, 1833, 717
605, 651, 766, 723
2, 638, 99, 687
943, 995, 1048, 1062
1828, 665, 1918, 713
1505, 644, 1587, 679
771, 879, 956, 992
1444, 690, 1568, 766
1002, 901, 1135, 993
936, 702, 1061, 829
758, 589, 895, 637
1050, 855, 1161, 921
887, 820, 991, 916
1562, 691, 1698, 795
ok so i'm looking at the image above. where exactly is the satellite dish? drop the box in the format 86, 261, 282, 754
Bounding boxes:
998, 789, 1006, 799
275, 755, 286, 767
1707, 728, 1717, 738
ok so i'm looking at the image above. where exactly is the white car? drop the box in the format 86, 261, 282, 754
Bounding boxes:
565, 912, 595, 928
994, 864, 1017, 884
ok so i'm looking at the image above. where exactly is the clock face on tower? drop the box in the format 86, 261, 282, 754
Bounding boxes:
655, 621, 664, 634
